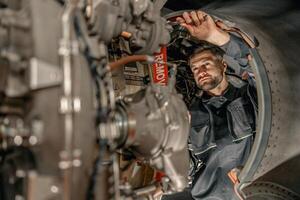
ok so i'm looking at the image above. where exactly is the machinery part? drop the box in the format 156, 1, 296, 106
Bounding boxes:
0, 2, 32, 98
58, 2, 80, 199
60, 0, 185, 199
0, 116, 31, 149
89, 0, 170, 54
21, 1, 97, 199
101, 83, 190, 192
242, 182, 300, 200
0, 0, 188, 199
29, 58, 63, 90
0, 146, 36, 200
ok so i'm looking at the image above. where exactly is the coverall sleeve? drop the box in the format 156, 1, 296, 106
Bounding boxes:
220, 33, 255, 85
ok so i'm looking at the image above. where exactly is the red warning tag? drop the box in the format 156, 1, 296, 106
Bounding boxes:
152, 47, 168, 86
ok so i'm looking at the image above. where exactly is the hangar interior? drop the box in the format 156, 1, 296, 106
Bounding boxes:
0, 0, 300, 200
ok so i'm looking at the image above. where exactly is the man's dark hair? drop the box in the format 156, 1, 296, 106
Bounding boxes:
184, 40, 226, 64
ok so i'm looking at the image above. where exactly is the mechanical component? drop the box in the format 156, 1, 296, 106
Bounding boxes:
0, 0, 189, 199
101, 73, 190, 193
0, 146, 36, 200
242, 182, 300, 200
29, 58, 63, 90
0, 116, 31, 149
89, 0, 171, 54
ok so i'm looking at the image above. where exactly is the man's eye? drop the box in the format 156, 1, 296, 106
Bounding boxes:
201, 62, 211, 68
192, 66, 198, 72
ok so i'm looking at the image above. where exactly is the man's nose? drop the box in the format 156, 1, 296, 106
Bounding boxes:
199, 71, 207, 78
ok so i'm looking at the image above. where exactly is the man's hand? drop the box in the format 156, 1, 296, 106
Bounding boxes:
176, 11, 230, 46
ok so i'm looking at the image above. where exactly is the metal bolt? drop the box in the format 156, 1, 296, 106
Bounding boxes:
3, 118, 9, 125
29, 136, 38, 145
58, 161, 71, 170
73, 159, 81, 167
50, 185, 59, 194
59, 151, 71, 169
73, 149, 82, 167
16, 170, 26, 178
13, 136, 23, 146
73, 97, 81, 113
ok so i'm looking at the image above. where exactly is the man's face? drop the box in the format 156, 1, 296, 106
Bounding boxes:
190, 50, 226, 91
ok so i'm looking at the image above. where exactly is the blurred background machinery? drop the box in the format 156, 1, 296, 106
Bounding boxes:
0, 0, 190, 199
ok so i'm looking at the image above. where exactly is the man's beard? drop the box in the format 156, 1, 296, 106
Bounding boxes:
197, 75, 223, 91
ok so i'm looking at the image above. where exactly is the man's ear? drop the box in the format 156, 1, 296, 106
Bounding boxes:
222, 60, 227, 71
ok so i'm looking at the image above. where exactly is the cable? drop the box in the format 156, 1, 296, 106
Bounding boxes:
109, 55, 150, 71
73, 13, 111, 121
86, 139, 107, 200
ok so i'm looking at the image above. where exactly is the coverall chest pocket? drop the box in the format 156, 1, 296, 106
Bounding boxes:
189, 113, 211, 149
227, 97, 255, 139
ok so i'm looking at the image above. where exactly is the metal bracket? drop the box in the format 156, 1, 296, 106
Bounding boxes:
58, 149, 82, 170
58, 39, 79, 56
59, 96, 81, 114
29, 58, 63, 90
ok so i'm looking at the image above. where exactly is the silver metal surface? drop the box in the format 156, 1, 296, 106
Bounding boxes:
29, 58, 63, 90
59, 1, 78, 199
0, 0, 187, 199
108, 82, 190, 193
131, 0, 149, 16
